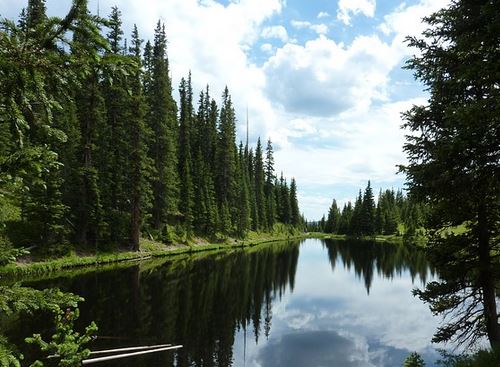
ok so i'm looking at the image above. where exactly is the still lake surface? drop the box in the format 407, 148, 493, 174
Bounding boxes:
10, 238, 443, 366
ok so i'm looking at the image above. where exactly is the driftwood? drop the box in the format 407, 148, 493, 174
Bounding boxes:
82, 344, 182, 365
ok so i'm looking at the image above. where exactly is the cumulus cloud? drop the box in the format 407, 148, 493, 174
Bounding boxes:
337, 0, 376, 25
261, 25, 289, 42
263, 35, 399, 117
379, 0, 450, 54
290, 20, 328, 35
273, 98, 425, 202
4, 0, 448, 220
106, 0, 286, 147
257, 330, 371, 367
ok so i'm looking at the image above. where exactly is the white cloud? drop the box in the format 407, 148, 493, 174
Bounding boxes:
102, 0, 285, 148
337, 0, 376, 25
310, 24, 328, 35
290, 20, 328, 35
263, 34, 399, 117
261, 25, 289, 42
290, 20, 311, 29
260, 43, 274, 53
4, 0, 447, 221
272, 98, 424, 218
379, 0, 450, 55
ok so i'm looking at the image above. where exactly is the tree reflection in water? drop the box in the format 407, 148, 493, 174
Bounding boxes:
7, 239, 435, 367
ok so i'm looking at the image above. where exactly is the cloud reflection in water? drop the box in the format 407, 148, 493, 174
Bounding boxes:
233, 239, 441, 367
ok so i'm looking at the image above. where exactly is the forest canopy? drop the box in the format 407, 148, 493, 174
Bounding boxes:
0, 0, 303, 256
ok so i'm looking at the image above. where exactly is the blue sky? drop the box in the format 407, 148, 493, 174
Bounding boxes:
1, 0, 449, 220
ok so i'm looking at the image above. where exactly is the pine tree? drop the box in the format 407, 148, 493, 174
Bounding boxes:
215, 87, 238, 233
350, 190, 363, 235
71, 0, 108, 247
235, 142, 251, 236
402, 0, 500, 346
254, 138, 266, 231
98, 6, 131, 244
192, 87, 218, 235
26, 0, 46, 30
360, 181, 375, 235
325, 199, 339, 233
278, 173, 291, 224
146, 21, 179, 234
128, 25, 151, 251
264, 139, 276, 229
338, 203, 353, 234
289, 178, 300, 227
178, 74, 194, 232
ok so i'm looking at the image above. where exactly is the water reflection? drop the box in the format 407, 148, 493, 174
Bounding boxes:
324, 239, 434, 294
8, 239, 441, 367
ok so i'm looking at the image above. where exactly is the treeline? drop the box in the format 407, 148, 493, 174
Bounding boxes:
0, 0, 302, 253
309, 181, 427, 237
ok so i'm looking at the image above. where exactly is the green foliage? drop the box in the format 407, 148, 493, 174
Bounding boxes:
0, 285, 81, 316
0, 239, 28, 266
436, 348, 500, 367
0, 286, 90, 367
403, 352, 426, 367
0, 0, 304, 255
26, 308, 97, 367
316, 182, 424, 238
147, 21, 179, 230
0, 335, 22, 367
401, 0, 500, 347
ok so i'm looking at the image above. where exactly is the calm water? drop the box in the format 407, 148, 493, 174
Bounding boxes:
7, 238, 443, 366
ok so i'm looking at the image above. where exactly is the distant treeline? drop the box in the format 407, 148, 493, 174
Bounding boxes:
0, 1, 302, 253
308, 181, 427, 237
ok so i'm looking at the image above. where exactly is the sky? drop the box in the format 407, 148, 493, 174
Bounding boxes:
1, 0, 450, 220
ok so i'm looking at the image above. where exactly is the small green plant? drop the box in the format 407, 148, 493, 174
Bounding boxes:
0, 238, 28, 266
0, 335, 22, 367
26, 308, 97, 367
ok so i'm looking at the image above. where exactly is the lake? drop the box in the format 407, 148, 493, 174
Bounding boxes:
8, 238, 443, 366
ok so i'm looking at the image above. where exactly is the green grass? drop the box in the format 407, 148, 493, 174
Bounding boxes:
0, 232, 311, 280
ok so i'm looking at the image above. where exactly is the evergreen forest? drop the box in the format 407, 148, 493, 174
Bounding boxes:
0, 0, 499, 366
0, 0, 303, 258
310, 181, 427, 238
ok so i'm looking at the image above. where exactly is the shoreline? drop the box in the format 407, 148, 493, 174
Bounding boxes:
0, 233, 312, 280
0, 232, 413, 280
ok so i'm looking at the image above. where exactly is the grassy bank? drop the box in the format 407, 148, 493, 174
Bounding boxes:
309, 232, 406, 243
0, 231, 310, 280
0, 231, 421, 280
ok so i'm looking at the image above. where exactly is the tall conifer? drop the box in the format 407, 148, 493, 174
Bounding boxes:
147, 21, 179, 233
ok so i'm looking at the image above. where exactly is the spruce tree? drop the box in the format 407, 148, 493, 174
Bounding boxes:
215, 87, 238, 233
26, 0, 46, 29
99, 6, 131, 244
404, 0, 500, 344
264, 139, 276, 229
178, 75, 194, 232
146, 21, 179, 234
289, 178, 300, 227
254, 138, 266, 231
235, 142, 251, 236
128, 25, 151, 250
325, 199, 339, 233
71, 0, 108, 247
192, 88, 218, 235
360, 181, 375, 235
278, 173, 291, 224
350, 190, 363, 235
